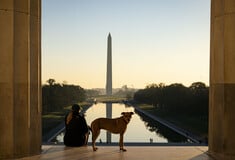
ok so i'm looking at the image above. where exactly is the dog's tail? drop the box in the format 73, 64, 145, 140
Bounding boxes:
88, 125, 92, 133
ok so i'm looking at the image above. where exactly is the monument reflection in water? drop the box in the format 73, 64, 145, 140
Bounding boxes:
55, 103, 189, 143
106, 103, 112, 143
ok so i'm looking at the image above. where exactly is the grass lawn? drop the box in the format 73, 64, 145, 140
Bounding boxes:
42, 112, 64, 136
94, 95, 127, 102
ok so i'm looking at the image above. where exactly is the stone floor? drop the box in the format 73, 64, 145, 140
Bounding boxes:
18, 145, 216, 160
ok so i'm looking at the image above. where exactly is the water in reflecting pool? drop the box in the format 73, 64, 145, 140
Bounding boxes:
54, 103, 189, 143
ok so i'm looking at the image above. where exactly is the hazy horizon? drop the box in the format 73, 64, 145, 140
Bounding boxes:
42, 0, 210, 89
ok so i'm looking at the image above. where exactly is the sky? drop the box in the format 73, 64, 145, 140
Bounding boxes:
42, 0, 210, 89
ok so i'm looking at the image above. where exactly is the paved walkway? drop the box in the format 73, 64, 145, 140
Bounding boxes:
18, 145, 215, 160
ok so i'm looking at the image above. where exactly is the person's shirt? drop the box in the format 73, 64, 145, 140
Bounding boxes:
65, 111, 88, 135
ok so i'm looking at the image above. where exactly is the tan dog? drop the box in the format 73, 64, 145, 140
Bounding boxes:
90, 112, 134, 151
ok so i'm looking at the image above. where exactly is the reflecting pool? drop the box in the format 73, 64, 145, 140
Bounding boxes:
55, 103, 189, 143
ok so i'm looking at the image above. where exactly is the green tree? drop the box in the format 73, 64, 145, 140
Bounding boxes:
42, 79, 86, 114
134, 82, 208, 116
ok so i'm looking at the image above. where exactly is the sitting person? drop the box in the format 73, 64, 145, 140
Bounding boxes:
64, 104, 89, 147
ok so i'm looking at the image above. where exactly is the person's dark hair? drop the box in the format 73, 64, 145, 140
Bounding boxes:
72, 104, 80, 112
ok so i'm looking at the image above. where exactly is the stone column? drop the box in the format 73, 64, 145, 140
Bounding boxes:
0, 0, 41, 159
209, 0, 235, 159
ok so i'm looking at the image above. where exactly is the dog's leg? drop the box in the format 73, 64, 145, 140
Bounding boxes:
92, 129, 100, 151
119, 133, 126, 151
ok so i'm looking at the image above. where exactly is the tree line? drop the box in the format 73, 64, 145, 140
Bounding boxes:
42, 79, 86, 114
42, 78, 209, 117
133, 82, 209, 116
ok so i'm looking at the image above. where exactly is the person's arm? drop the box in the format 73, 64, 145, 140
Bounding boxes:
80, 116, 89, 133
66, 112, 73, 125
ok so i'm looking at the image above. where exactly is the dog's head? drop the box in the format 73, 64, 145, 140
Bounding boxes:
121, 112, 134, 123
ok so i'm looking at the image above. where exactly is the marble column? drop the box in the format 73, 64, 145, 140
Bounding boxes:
209, 0, 235, 159
0, 0, 41, 159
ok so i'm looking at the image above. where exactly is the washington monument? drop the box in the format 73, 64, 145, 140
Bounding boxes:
106, 33, 112, 95
106, 33, 112, 143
